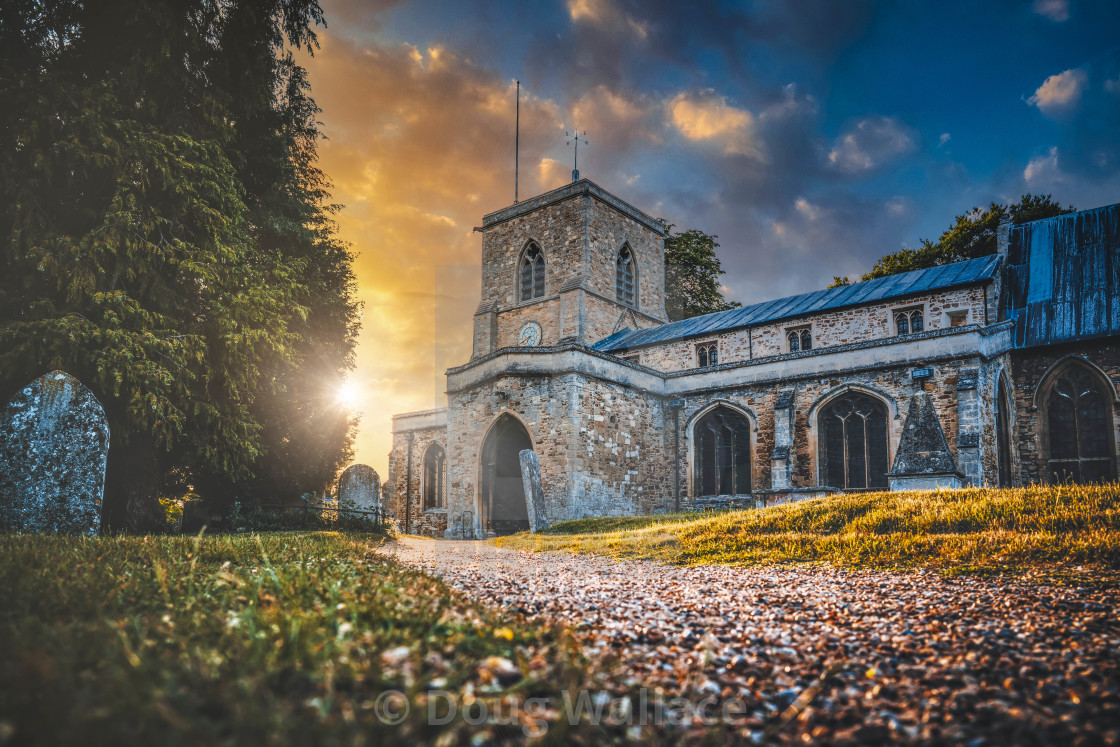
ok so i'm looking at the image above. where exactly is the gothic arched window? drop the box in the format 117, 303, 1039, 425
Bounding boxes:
819, 392, 889, 489
694, 406, 751, 497
422, 443, 447, 509
788, 328, 812, 352
1045, 364, 1115, 484
616, 245, 635, 306
696, 342, 718, 368
519, 243, 545, 302
895, 308, 923, 336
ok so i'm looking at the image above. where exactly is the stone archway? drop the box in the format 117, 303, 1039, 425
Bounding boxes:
480, 414, 532, 536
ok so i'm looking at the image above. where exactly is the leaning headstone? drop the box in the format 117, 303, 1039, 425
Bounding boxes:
0, 371, 109, 535
518, 449, 549, 532
338, 464, 381, 512
887, 392, 964, 491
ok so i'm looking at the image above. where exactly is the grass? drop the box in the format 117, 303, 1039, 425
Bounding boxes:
495, 484, 1120, 580
0, 531, 610, 744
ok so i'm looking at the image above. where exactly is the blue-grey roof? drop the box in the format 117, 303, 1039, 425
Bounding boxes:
594, 254, 1000, 351
1005, 201, 1120, 348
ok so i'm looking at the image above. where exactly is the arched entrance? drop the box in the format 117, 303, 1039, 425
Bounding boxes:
480, 414, 532, 536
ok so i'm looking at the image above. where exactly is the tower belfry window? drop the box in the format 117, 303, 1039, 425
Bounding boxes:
616, 245, 635, 306
519, 244, 545, 301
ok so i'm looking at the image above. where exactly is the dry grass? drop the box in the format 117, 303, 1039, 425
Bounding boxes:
495, 484, 1120, 580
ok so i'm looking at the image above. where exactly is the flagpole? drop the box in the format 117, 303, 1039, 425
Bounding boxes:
515, 80, 520, 203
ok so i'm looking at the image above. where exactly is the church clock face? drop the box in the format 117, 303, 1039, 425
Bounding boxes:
518, 321, 542, 347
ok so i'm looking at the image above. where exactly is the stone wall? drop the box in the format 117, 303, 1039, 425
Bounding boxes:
633, 286, 990, 372
584, 197, 667, 323
663, 355, 990, 496
445, 371, 674, 538
1008, 341, 1120, 485
475, 182, 668, 357
386, 409, 448, 536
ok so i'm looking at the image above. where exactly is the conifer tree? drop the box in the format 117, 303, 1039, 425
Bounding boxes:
0, 1, 358, 529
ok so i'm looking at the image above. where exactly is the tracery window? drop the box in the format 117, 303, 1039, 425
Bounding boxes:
696, 342, 718, 368
787, 327, 812, 352
1045, 365, 1115, 484
695, 406, 751, 496
519, 243, 545, 302
422, 443, 447, 509
616, 245, 635, 306
895, 308, 924, 336
819, 392, 889, 490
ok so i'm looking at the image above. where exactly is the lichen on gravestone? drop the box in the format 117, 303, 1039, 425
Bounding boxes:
338, 464, 381, 511
0, 371, 109, 535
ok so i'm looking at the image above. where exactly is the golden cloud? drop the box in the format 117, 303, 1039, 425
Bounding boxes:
299, 34, 561, 477
667, 91, 763, 159
1028, 68, 1087, 116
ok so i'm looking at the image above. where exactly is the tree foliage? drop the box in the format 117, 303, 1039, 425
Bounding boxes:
0, 0, 358, 529
663, 226, 741, 322
829, 194, 1075, 287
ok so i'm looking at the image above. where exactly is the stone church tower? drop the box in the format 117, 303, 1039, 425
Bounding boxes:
386, 180, 1120, 540
471, 179, 669, 356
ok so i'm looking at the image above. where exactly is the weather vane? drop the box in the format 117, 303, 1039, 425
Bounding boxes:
565, 129, 588, 182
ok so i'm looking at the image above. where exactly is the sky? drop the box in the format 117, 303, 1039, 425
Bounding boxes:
298, 0, 1120, 478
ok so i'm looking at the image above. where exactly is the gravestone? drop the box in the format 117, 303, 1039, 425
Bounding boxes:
0, 371, 109, 535
338, 464, 381, 512
888, 392, 964, 491
518, 449, 549, 532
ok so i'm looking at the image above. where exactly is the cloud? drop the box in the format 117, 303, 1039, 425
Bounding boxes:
827, 116, 916, 174
938, 133, 951, 147
1032, 0, 1070, 22
1023, 146, 1064, 185
1028, 68, 1087, 116
1106, 75, 1120, 95
571, 85, 661, 150
794, 197, 822, 222
297, 35, 566, 473
566, 0, 650, 38
667, 91, 762, 158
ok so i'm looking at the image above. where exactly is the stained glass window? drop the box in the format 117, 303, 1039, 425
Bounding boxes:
1046, 365, 1115, 484
820, 393, 889, 489
695, 407, 751, 496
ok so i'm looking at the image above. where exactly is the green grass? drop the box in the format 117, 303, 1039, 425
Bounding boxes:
0, 532, 604, 744
495, 484, 1120, 580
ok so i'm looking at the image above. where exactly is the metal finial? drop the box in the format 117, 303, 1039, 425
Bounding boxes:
565, 130, 588, 182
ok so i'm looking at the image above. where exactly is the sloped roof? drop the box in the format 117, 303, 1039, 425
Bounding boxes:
594, 254, 1000, 351
1005, 201, 1120, 348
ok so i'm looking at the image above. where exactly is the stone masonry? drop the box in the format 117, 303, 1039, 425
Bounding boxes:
383, 182, 1120, 538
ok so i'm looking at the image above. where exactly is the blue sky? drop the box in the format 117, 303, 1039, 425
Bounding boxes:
302, 0, 1120, 468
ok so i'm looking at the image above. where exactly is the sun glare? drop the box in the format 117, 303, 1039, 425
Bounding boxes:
336, 381, 363, 410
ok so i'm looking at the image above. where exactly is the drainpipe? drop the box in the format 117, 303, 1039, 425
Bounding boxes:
669, 400, 684, 511
405, 433, 414, 534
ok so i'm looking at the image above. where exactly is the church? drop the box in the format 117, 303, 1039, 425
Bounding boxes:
384, 178, 1120, 538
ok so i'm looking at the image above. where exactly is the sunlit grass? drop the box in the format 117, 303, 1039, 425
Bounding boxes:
0, 532, 595, 744
495, 484, 1120, 580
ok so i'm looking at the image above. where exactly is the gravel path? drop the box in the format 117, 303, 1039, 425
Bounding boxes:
382, 538, 1119, 745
